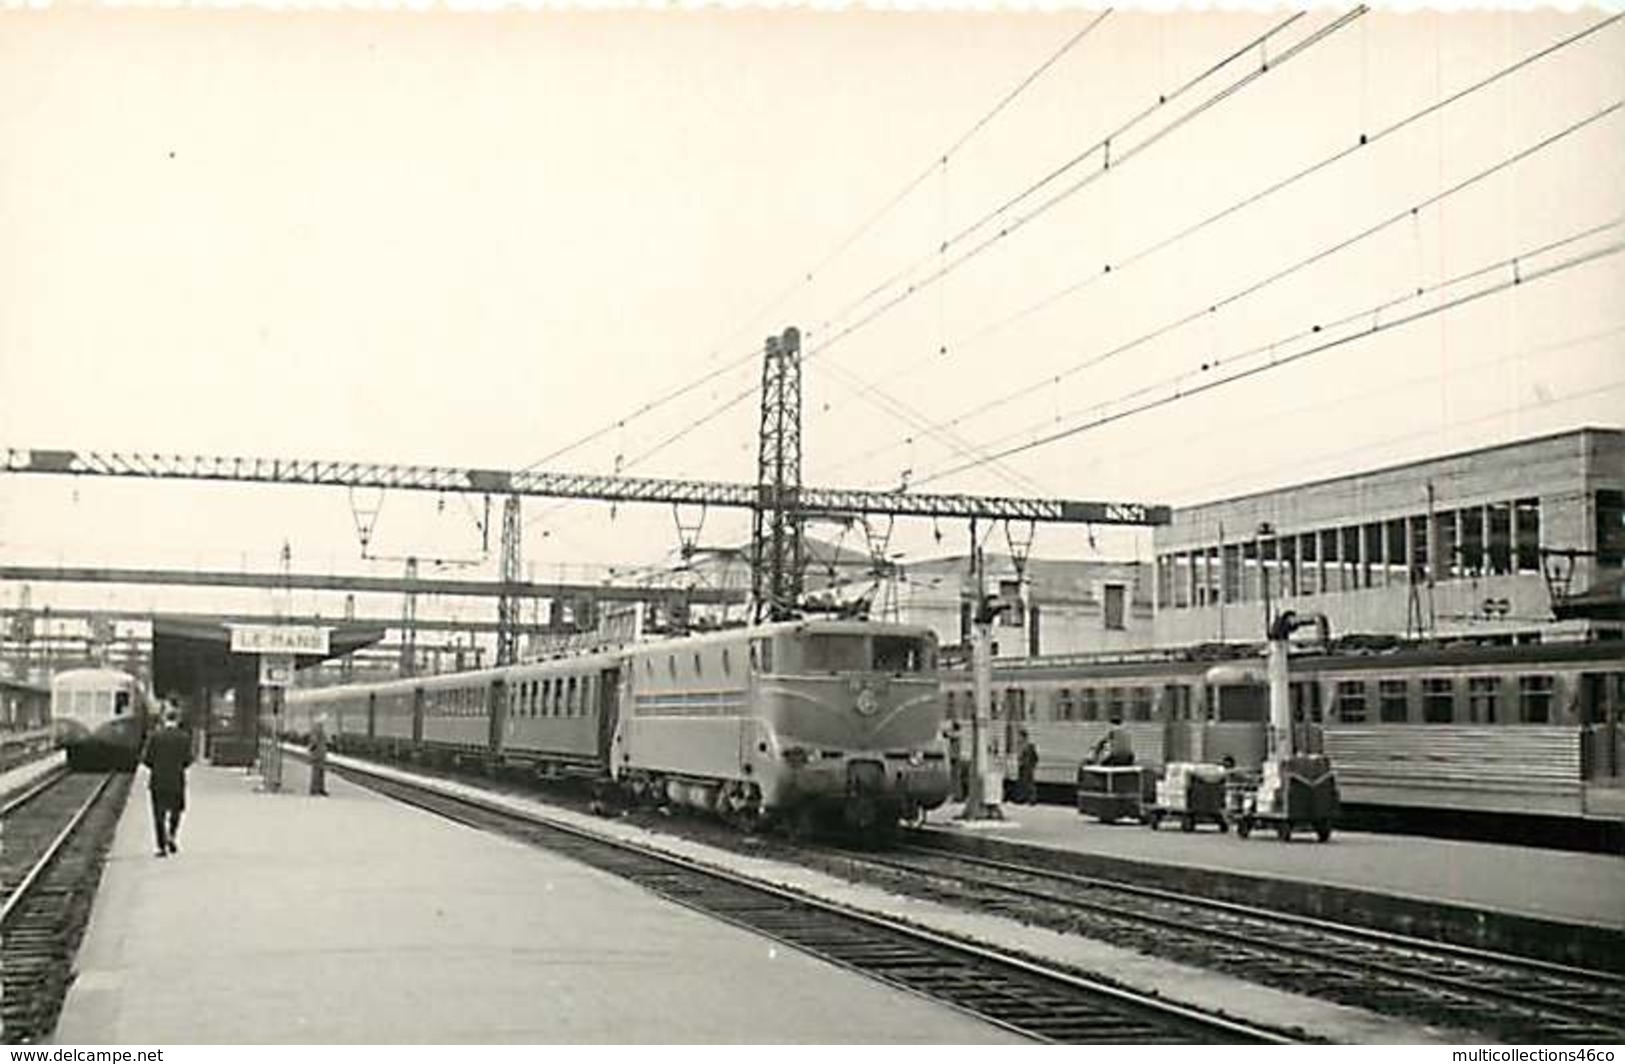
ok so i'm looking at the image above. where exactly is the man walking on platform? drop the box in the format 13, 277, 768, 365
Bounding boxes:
309, 713, 329, 797
144, 709, 194, 857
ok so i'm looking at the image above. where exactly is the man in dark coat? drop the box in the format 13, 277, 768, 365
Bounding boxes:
143, 709, 194, 857
1017, 730, 1040, 805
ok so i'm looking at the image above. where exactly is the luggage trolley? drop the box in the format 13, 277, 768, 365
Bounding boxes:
1235, 754, 1339, 842
1076, 764, 1155, 824
1146, 762, 1230, 832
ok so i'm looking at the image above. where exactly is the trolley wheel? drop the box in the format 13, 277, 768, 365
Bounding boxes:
1101, 815, 1118, 826
1237, 817, 1253, 839
1217, 816, 1230, 834
1180, 814, 1196, 833
1315, 820, 1333, 842
1147, 812, 1161, 831
1276, 820, 1293, 842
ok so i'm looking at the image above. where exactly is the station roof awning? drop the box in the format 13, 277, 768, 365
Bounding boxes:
150, 616, 385, 698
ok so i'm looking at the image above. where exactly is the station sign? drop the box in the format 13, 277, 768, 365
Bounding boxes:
259, 654, 295, 688
229, 624, 330, 656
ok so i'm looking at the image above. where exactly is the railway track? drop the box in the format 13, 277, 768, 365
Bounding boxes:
807, 842, 1625, 1044
1, 768, 131, 1044
328, 760, 1295, 1045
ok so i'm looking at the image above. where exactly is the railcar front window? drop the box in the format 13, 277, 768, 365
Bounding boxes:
114, 691, 130, 717
802, 634, 867, 673
873, 636, 929, 673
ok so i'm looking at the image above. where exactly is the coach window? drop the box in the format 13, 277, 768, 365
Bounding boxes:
1386, 519, 1408, 583
1378, 680, 1409, 723
1335, 681, 1367, 724
1468, 677, 1499, 723
1422, 678, 1456, 724
1519, 676, 1553, 724
565, 678, 576, 717
722, 648, 732, 676
668, 656, 677, 680
114, 690, 130, 716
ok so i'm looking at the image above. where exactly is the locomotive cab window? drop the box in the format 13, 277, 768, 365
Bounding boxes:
873, 635, 929, 674
801, 634, 867, 673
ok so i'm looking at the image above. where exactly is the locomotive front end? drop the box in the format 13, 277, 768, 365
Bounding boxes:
754, 622, 951, 832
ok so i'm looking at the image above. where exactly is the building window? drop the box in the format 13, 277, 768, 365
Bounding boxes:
1335, 681, 1367, 723
1515, 499, 1541, 573
1129, 686, 1152, 722
1363, 524, 1384, 588
1299, 532, 1319, 596
1055, 688, 1074, 722
1386, 519, 1408, 583
1379, 680, 1410, 723
1468, 676, 1499, 723
1422, 678, 1455, 724
1597, 490, 1625, 568
1433, 510, 1459, 580
1519, 675, 1553, 723
1460, 506, 1485, 575
1409, 515, 1430, 585
1221, 545, 1242, 603
1080, 688, 1100, 722
1103, 584, 1126, 630
1488, 502, 1513, 576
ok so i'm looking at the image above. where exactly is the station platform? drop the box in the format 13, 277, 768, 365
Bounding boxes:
920, 799, 1625, 971
0, 748, 64, 799
54, 761, 1019, 1044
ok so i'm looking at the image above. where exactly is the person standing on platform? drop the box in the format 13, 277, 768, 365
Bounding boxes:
309, 713, 329, 797
1091, 716, 1136, 767
1017, 730, 1039, 804
945, 720, 967, 802
143, 709, 193, 857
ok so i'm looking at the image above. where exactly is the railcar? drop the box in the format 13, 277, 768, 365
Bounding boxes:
945, 640, 1624, 825
51, 667, 152, 771
285, 618, 952, 836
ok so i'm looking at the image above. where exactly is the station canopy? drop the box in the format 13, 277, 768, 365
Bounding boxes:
151, 616, 385, 699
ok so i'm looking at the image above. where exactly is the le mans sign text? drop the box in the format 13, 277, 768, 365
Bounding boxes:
229, 624, 331, 656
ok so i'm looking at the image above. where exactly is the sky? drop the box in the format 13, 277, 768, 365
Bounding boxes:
1, 4, 1621, 635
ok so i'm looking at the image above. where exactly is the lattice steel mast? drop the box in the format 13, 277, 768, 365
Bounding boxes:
752, 328, 804, 622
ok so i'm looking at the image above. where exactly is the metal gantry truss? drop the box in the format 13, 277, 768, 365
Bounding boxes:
2, 448, 1171, 526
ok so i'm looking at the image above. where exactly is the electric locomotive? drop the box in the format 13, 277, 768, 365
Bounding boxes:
614, 619, 951, 832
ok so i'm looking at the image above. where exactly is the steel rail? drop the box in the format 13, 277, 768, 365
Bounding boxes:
849, 842, 1625, 1040
1, 773, 112, 928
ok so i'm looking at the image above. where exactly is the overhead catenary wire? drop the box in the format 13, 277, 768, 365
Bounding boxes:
802, 10, 1361, 362
515, 10, 1112, 480
833, 100, 1622, 481
911, 221, 1624, 486
604, 11, 1369, 492
819, 10, 1625, 423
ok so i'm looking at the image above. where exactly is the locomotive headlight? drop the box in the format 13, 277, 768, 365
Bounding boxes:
908, 749, 925, 767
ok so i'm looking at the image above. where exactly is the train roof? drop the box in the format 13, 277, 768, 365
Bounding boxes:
960, 638, 1625, 682
49, 667, 141, 688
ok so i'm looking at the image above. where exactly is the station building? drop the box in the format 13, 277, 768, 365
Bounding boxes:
1150, 427, 1625, 648
870, 554, 1154, 660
